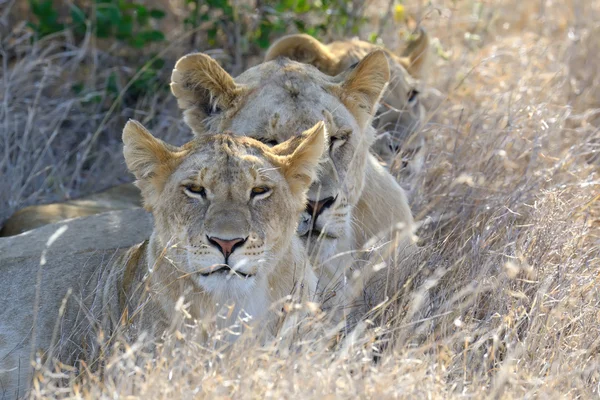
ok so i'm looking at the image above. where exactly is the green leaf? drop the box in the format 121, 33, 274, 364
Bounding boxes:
207, 26, 217, 45
149, 9, 166, 19
70, 5, 86, 25
129, 35, 146, 48
97, 5, 122, 26
143, 30, 165, 42
71, 82, 84, 95
135, 5, 149, 25
295, 0, 311, 13
293, 20, 306, 32
115, 18, 133, 39
129, 30, 165, 47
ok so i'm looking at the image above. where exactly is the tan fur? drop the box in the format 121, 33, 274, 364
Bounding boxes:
0, 183, 142, 237
170, 51, 417, 316
265, 29, 430, 175
0, 32, 427, 237
0, 120, 326, 397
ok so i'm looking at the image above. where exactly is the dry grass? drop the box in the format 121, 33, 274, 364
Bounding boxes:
2, 0, 599, 398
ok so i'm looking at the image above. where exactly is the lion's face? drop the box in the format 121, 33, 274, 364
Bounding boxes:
370, 60, 426, 169
170, 51, 390, 260
122, 120, 326, 299
264, 30, 429, 169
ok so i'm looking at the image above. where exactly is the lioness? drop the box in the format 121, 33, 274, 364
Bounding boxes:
0, 120, 326, 398
264, 28, 429, 172
170, 50, 416, 312
0, 31, 427, 237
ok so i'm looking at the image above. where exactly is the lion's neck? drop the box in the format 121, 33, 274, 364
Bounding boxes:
352, 154, 415, 249
269, 236, 316, 303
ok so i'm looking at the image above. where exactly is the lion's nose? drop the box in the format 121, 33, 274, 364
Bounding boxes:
306, 196, 337, 220
207, 236, 247, 261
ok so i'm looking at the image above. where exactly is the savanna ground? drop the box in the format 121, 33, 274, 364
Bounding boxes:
1, 0, 599, 398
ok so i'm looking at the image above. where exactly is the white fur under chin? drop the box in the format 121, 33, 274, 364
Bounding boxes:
191, 254, 272, 333
196, 272, 272, 342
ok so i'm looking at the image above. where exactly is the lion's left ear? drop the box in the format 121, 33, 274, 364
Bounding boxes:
122, 120, 183, 210
398, 27, 429, 78
272, 121, 328, 196
333, 50, 390, 129
264, 34, 340, 75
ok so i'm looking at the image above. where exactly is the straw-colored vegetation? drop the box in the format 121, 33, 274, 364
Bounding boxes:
1, 0, 599, 398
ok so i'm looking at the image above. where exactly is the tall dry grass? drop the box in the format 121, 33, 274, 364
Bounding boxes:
2, 0, 599, 398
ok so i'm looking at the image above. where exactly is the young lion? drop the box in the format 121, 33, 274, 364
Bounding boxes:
264, 28, 430, 173
0, 31, 427, 237
170, 50, 417, 315
0, 120, 326, 398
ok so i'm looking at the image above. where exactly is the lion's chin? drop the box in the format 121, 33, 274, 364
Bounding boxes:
301, 229, 339, 241
199, 265, 255, 278
197, 269, 257, 297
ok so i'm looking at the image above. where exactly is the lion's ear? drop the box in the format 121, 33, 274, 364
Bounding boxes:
273, 121, 328, 196
264, 34, 339, 75
335, 50, 390, 128
122, 120, 181, 210
399, 27, 429, 78
170, 53, 241, 133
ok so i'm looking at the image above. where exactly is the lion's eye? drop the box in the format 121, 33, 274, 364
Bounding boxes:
330, 127, 351, 151
330, 136, 346, 151
257, 137, 278, 147
250, 186, 271, 198
184, 184, 206, 198
210, 103, 222, 115
407, 89, 419, 104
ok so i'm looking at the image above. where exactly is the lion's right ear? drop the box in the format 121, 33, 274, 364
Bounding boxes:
333, 50, 390, 129
264, 34, 339, 75
170, 53, 241, 133
272, 121, 328, 197
123, 120, 182, 210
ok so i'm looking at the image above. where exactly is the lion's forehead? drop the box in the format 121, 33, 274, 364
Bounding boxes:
228, 85, 357, 141
173, 144, 278, 187
236, 58, 330, 85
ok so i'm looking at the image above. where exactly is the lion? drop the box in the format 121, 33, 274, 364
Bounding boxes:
264, 28, 430, 174
0, 119, 326, 398
170, 50, 417, 316
0, 183, 142, 237
0, 31, 428, 238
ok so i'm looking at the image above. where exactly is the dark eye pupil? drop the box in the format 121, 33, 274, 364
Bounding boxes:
251, 187, 269, 197
187, 185, 205, 196
407, 89, 419, 103
211, 103, 222, 115
258, 138, 278, 146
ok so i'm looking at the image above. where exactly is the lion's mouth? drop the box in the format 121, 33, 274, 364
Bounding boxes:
200, 265, 254, 278
302, 229, 338, 240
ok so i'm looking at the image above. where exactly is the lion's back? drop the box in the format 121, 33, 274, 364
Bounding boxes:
0, 183, 142, 237
0, 208, 152, 397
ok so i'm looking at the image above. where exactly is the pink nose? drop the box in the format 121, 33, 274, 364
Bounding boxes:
207, 236, 246, 260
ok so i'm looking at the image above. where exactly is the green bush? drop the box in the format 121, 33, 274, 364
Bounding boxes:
28, 0, 166, 48
26, 0, 367, 107
184, 0, 367, 54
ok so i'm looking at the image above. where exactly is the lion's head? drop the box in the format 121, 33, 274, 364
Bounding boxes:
264, 29, 429, 170
122, 119, 326, 306
170, 51, 390, 266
